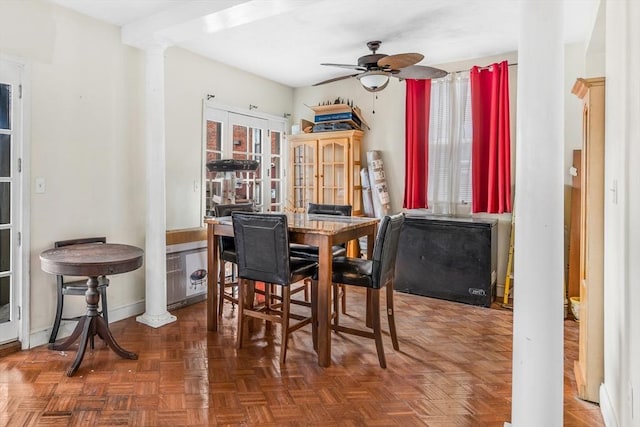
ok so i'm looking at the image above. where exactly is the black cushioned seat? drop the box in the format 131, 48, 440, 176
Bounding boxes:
213, 203, 255, 314
232, 212, 318, 364
325, 213, 404, 368
290, 203, 353, 319
289, 203, 352, 259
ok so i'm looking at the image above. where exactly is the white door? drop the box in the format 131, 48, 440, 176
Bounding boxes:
229, 113, 269, 211
203, 105, 286, 215
0, 60, 23, 344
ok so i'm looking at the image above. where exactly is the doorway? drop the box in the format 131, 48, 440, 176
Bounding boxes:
0, 58, 25, 345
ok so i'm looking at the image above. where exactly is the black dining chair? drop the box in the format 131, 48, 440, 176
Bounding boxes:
289, 203, 352, 319
49, 237, 109, 348
328, 213, 404, 368
213, 202, 256, 315
232, 212, 318, 364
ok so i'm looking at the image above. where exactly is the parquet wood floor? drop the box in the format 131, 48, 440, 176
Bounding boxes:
0, 288, 603, 426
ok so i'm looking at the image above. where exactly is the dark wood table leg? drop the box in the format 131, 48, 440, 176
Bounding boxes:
94, 316, 137, 360
48, 315, 88, 351
52, 276, 137, 376
317, 238, 332, 367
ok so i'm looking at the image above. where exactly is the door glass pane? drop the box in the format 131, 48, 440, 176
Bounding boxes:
335, 144, 345, 162
271, 131, 281, 155
0, 183, 9, 224
323, 144, 334, 162
206, 121, 222, 151
270, 181, 280, 204
336, 165, 344, 187
271, 156, 280, 179
324, 165, 334, 186
0, 134, 10, 177
0, 84, 10, 130
0, 276, 9, 323
0, 229, 9, 272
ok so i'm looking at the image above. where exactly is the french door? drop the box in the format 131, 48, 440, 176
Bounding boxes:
0, 59, 23, 344
203, 104, 285, 216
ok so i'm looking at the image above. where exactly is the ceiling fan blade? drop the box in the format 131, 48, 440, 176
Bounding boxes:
321, 63, 367, 71
394, 65, 448, 80
378, 53, 424, 70
313, 73, 360, 86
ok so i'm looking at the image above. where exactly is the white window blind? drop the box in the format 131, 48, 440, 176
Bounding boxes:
427, 72, 472, 216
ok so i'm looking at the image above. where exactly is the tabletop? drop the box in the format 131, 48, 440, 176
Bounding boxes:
40, 243, 144, 277
205, 213, 379, 235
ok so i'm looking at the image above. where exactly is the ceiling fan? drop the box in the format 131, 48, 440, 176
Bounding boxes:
314, 40, 448, 92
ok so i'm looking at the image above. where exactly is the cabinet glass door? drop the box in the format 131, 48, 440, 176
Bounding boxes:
319, 139, 349, 205
289, 140, 317, 212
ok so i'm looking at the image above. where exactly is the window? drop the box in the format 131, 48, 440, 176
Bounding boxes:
427, 72, 472, 216
202, 104, 286, 216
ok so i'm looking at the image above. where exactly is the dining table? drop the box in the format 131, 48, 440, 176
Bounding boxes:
40, 243, 144, 376
205, 212, 379, 367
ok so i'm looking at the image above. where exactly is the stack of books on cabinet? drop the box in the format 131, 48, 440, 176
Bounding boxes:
307, 103, 369, 132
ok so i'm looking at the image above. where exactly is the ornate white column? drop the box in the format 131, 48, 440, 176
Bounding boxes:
136, 45, 177, 328
507, 1, 564, 426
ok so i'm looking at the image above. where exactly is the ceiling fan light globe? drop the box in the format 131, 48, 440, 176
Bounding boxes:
357, 72, 389, 92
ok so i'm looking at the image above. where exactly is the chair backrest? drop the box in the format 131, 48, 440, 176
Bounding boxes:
232, 212, 291, 286
214, 203, 256, 253
307, 203, 352, 216
308, 204, 352, 249
55, 236, 106, 249
54, 237, 107, 285
371, 213, 404, 289
214, 202, 255, 218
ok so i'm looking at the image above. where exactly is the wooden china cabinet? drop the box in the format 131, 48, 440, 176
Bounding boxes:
286, 130, 363, 216
571, 77, 605, 403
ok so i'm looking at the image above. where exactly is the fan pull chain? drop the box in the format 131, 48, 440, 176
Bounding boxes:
372, 93, 377, 114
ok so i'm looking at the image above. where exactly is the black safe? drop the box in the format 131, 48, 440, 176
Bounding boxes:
394, 215, 498, 307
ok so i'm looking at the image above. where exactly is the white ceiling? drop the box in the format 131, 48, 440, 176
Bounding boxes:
48, 0, 599, 88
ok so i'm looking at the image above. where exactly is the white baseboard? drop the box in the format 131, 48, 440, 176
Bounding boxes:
600, 383, 618, 427
28, 300, 146, 349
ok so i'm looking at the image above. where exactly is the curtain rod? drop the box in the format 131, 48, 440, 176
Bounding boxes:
451, 62, 518, 74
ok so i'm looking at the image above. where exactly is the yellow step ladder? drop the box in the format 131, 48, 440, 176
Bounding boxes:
502, 212, 515, 309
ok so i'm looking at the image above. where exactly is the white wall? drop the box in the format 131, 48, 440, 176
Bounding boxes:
0, 3, 147, 335
0, 2, 295, 340
164, 47, 294, 230
601, 0, 640, 425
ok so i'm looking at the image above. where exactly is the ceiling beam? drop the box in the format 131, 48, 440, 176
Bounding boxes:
122, 0, 310, 49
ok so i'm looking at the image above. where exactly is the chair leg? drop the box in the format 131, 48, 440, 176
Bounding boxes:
311, 280, 318, 351
341, 285, 347, 314
365, 288, 373, 328
99, 281, 109, 324
236, 279, 246, 349
265, 283, 272, 333
218, 260, 226, 316
280, 286, 291, 365
370, 289, 386, 368
332, 283, 340, 327
386, 280, 399, 351
49, 285, 65, 344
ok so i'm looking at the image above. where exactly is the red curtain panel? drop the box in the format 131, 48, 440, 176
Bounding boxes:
470, 61, 512, 214
403, 79, 431, 209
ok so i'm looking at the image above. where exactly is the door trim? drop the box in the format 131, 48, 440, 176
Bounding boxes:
0, 55, 31, 349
